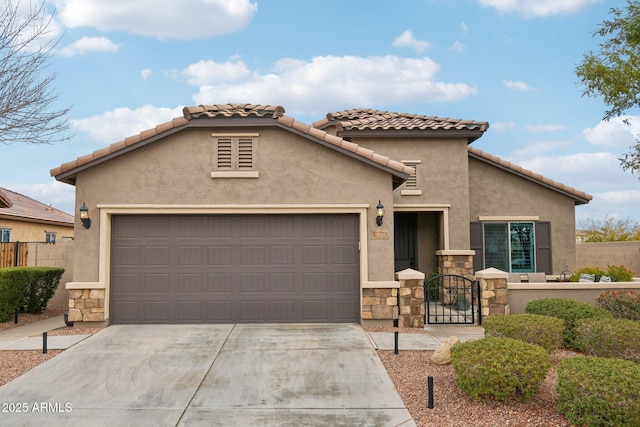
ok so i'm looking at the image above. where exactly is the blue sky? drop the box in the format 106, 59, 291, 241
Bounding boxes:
2, 0, 639, 223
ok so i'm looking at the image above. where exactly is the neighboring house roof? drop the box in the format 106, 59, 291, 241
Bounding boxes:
0, 188, 12, 208
0, 187, 74, 226
468, 146, 593, 205
51, 104, 414, 187
313, 108, 489, 142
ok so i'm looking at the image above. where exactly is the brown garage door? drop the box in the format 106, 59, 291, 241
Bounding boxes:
110, 214, 360, 324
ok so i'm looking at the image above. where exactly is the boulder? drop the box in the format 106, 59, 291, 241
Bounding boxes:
430, 336, 461, 365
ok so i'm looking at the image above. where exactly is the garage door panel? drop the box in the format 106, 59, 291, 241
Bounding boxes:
111, 214, 359, 324
145, 274, 169, 293
206, 274, 232, 292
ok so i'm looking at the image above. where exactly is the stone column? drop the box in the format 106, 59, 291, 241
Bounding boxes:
395, 268, 425, 328
68, 289, 105, 322
435, 250, 474, 278
474, 267, 510, 318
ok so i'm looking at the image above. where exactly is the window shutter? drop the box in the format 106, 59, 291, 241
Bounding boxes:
470, 222, 483, 272
238, 138, 253, 169
217, 138, 232, 169
535, 222, 552, 274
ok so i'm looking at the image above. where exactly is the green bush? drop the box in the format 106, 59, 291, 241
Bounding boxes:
0, 267, 63, 320
0, 268, 31, 322
575, 317, 640, 362
22, 267, 64, 313
451, 337, 550, 403
571, 264, 635, 282
483, 314, 564, 353
596, 290, 640, 320
557, 356, 640, 426
525, 298, 612, 350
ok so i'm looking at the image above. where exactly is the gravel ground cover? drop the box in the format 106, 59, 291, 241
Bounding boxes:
1, 313, 577, 425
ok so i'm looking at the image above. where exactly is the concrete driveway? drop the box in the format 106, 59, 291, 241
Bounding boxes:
0, 324, 415, 426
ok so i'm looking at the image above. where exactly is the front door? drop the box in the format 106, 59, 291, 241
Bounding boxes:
394, 212, 417, 272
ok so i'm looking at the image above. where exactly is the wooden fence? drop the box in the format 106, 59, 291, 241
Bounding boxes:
0, 242, 30, 268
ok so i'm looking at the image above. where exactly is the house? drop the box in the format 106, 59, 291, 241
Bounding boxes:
0, 189, 12, 209
0, 187, 74, 244
51, 104, 591, 326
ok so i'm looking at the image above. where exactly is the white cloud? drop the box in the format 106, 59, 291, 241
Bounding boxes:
141, 68, 152, 80
503, 79, 533, 91
181, 60, 254, 86
449, 41, 465, 52
525, 124, 566, 132
489, 121, 516, 132
183, 55, 478, 115
459, 21, 469, 34
54, 0, 257, 40
583, 116, 640, 149
392, 30, 431, 53
72, 104, 184, 145
478, 0, 601, 18
57, 36, 119, 57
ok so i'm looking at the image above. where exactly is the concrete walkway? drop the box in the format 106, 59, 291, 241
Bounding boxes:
0, 316, 91, 351
0, 324, 416, 426
367, 324, 484, 351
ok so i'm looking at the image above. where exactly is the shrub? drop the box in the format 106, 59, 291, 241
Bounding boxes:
557, 356, 640, 426
483, 314, 564, 353
575, 317, 640, 362
525, 298, 612, 350
0, 267, 63, 320
571, 264, 635, 282
451, 337, 550, 403
596, 290, 640, 320
570, 266, 606, 282
0, 268, 30, 322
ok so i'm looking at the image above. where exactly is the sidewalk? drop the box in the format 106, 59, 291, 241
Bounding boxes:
0, 316, 91, 351
367, 324, 484, 351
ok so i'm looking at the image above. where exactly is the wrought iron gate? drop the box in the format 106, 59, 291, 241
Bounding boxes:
424, 274, 481, 325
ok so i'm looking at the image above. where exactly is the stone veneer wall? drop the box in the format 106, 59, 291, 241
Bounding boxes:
362, 288, 398, 321
396, 269, 425, 328
436, 250, 474, 278
475, 268, 510, 318
68, 289, 105, 322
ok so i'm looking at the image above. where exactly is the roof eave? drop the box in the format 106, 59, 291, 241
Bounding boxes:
337, 129, 486, 143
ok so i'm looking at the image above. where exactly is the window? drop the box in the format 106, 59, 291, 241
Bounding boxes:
0, 229, 10, 242
211, 133, 259, 178
45, 232, 57, 244
483, 222, 535, 272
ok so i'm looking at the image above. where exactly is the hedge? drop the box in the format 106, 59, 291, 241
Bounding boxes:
483, 313, 564, 352
0, 267, 64, 321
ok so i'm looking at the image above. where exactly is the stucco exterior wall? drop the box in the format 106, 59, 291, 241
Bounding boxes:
0, 217, 73, 242
351, 137, 471, 249
468, 157, 580, 273
72, 126, 397, 285
576, 241, 640, 276
27, 240, 74, 308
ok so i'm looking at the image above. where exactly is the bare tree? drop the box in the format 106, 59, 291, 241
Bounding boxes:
0, 0, 71, 144
578, 215, 640, 242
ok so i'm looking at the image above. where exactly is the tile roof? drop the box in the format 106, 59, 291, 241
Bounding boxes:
313, 108, 489, 141
0, 188, 12, 208
468, 146, 593, 204
0, 187, 74, 225
51, 104, 414, 183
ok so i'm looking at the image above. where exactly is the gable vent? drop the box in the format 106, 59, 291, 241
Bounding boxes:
238, 138, 253, 169
217, 138, 232, 169
404, 163, 418, 188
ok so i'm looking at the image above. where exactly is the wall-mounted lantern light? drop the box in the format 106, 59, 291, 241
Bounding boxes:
376, 200, 385, 226
79, 202, 91, 229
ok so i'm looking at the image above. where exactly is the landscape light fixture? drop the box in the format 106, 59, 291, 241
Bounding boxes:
79, 203, 91, 229
376, 200, 385, 226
